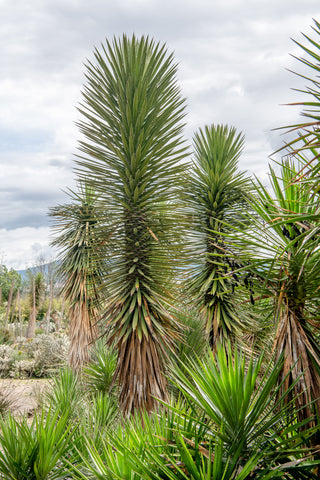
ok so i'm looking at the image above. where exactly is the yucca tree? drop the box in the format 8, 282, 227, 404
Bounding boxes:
74, 35, 188, 414
26, 271, 45, 339
50, 183, 104, 369
184, 124, 254, 350
225, 159, 320, 426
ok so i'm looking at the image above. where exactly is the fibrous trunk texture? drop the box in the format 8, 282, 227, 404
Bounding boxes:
68, 301, 98, 370
274, 306, 320, 427
114, 332, 168, 414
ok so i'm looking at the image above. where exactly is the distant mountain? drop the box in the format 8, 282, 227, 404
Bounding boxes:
17, 268, 28, 279
17, 261, 59, 280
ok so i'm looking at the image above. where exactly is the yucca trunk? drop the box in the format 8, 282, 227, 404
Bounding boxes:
68, 296, 98, 369
5, 278, 15, 328
114, 332, 167, 413
66, 266, 100, 369
26, 306, 37, 339
26, 278, 36, 339
274, 299, 320, 425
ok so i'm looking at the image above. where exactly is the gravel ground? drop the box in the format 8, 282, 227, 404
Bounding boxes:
0, 378, 50, 416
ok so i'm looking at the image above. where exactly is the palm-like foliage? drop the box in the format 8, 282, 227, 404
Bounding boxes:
224, 159, 320, 425
75, 34, 188, 414
278, 19, 320, 193
184, 125, 253, 349
44, 366, 85, 420
50, 183, 104, 369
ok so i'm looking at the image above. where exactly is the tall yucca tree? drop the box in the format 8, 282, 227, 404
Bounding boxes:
75, 35, 188, 414
50, 183, 104, 370
225, 158, 320, 425
185, 124, 253, 349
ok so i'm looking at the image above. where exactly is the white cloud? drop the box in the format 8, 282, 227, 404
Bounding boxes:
0, 226, 56, 270
1, 0, 320, 269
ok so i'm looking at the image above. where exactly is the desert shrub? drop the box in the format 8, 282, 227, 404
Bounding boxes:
19, 294, 31, 320
10, 359, 37, 378
19, 333, 69, 377
35, 326, 45, 335
0, 345, 15, 377
0, 333, 69, 378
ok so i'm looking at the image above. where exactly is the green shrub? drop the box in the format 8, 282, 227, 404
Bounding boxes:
0, 327, 14, 345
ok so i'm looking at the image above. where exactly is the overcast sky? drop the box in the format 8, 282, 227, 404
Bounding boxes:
1, 0, 319, 270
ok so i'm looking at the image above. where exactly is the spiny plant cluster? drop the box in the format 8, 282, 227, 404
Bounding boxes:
32, 19, 320, 478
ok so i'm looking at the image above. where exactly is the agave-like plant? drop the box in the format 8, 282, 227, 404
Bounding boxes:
160, 345, 320, 479
68, 398, 207, 480
50, 183, 105, 369
74, 34, 188, 414
184, 124, 254, 349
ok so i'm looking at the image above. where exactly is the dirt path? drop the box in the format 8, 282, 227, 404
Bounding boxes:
0, 378, 50, 416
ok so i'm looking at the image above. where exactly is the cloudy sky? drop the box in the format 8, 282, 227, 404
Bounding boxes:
1, 0, 319, 270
